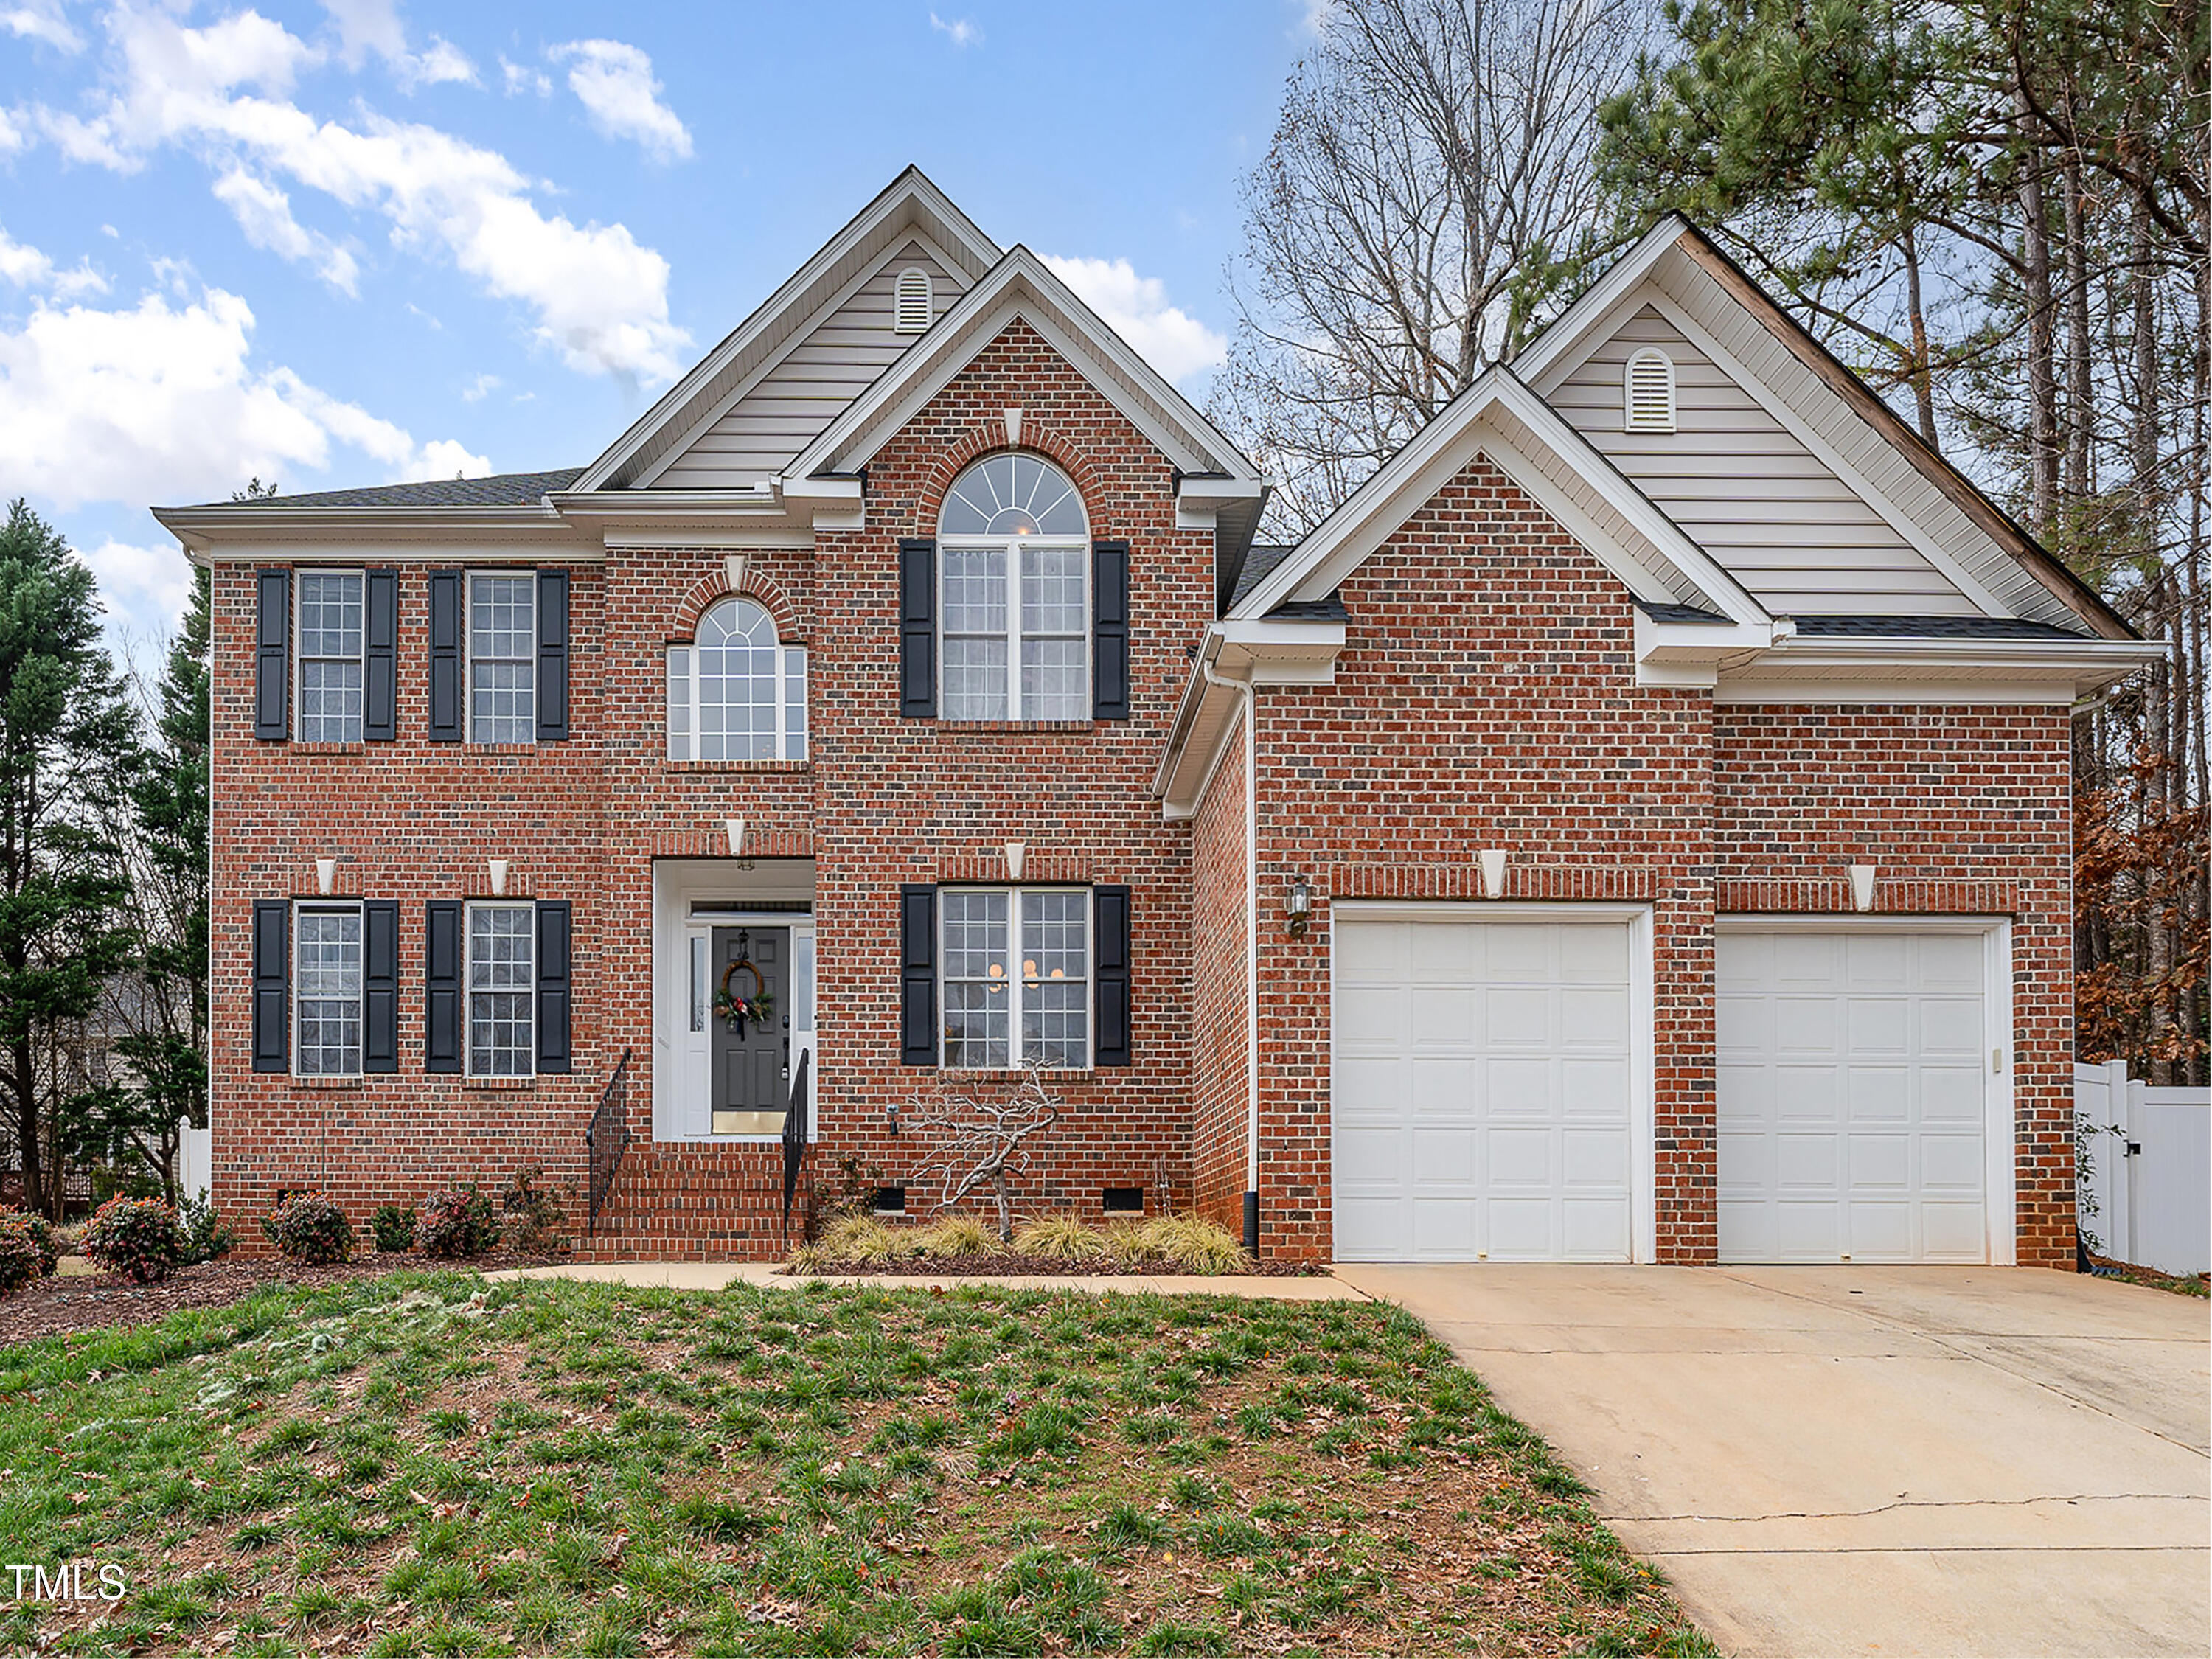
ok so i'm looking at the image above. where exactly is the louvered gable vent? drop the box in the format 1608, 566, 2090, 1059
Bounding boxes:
1624, 347, 1677, 433
894, 267, 933, 334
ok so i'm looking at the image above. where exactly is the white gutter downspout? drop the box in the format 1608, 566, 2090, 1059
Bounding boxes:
1200, 644, 1262, 1251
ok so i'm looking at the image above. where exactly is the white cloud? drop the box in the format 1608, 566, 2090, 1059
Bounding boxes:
25, 7, 689, 383
1041, 254, 1228, 385
0, 283, 489, 511
83, 538, 192, 630
211, 167, 360, 294
0, 224, 108, 298
929, 12, 981, 46
319, 0, 476, 88
460, 371, 499, 401
500, 54, 551, 97
2, 0, 81, 52
0, 108, 24, 154
549, 38, 691, 161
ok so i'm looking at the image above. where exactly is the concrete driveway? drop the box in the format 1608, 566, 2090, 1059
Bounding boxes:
1332, 1263, 2209, 1658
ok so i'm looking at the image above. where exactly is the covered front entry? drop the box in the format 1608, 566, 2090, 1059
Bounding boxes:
1330, 905, 1651, 1262
1715, 920, 2012, 1264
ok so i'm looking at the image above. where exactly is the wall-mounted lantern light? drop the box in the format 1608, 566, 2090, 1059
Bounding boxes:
1287, 875, 1311, 939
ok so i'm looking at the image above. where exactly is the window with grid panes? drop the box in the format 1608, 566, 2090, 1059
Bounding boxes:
467, 574, 535, 743
938, 455, 1088, 720
467, 903, 535, 1076
939, 888, 1089, 1068
293, 902, 363, 1077
296, 571, 364, 742
665, 597, 806, 762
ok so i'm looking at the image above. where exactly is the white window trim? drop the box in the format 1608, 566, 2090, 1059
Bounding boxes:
665, 603, 808, 764
939, 886, 1092, 1071
1623, 347, 1677, 434
465, 899, 537, 1079
293, 567, 366, 743
938, 536, 1091, 721
465, 570, 537, 747
291, 898, 365, 1080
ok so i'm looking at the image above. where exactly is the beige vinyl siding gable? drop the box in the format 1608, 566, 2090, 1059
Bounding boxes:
1548, 305, 1976, 615
652, 240, 970, 490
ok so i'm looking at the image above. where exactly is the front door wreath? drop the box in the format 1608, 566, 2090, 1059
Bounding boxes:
714, 957, 776, 1037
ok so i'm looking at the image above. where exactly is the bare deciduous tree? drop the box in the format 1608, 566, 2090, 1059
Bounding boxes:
907, 1067, 1063, 1242
1211, 0, 1656, 531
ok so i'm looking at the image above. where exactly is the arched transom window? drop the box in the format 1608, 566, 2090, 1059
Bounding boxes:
666, 597, 807, 762
938, 453, 1089, 720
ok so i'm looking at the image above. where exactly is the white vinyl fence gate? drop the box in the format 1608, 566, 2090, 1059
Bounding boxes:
2076, 1060, 2210, 1276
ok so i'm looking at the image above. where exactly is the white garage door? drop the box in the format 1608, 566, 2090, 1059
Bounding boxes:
1332, 917, 1635, 1262
1717, 928, 1991, 1264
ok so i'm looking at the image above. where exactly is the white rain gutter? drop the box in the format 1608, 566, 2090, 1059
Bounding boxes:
1198, 642, 1262, 1248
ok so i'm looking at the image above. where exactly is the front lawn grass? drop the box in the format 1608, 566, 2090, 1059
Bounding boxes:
0, 1274, 1713, 1656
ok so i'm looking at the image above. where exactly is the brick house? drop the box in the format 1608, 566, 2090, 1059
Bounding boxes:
159, 170, 2157, 1267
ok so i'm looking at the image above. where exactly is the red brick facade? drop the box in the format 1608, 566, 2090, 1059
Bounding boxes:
209, 333, 2079, 1268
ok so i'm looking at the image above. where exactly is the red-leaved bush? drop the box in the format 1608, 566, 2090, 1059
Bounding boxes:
416, 1185, 500, 1258
0, 1210, 51, 1298
262, 1191, 355, 1265
83, 1196, 184, 1284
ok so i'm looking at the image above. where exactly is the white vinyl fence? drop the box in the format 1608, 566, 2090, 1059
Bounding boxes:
177, 1122, 212, 1206
2076, 1060, 2210, 1276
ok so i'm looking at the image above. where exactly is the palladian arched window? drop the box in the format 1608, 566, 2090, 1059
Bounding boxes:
666, 597, 807, 762
938, 453, 1090, 720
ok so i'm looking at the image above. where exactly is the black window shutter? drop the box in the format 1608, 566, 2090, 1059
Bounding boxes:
427, 570, 462, 742
535, 900, 572, 1074
425, 900, 462, 1072
364, 569, 397, 741
251, 899, 290, 1072
254, 568, 290, 741
1094, 884, 1133, 1066
900, 883, 937, 1065
898, 538, 935, 718
536, 568, 569, 742
363, 900, 399, 1072
1093, 540, 1130, 720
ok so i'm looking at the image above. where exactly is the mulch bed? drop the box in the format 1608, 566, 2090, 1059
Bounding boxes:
782, 1251, 1325, 1278
0, 1251, 559, 1346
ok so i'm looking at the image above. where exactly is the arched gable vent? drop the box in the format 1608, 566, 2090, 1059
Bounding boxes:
1623, 347, 1677, 433
894, 267, 933, 334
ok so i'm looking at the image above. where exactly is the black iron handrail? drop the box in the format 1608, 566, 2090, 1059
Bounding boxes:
585, 1047, 633, 1235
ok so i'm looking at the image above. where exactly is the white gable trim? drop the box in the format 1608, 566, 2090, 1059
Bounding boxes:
1232, 370, 1770, 629
574, 169, 1001, 494
631, 229, 975, 491
784, 248, 1263, 487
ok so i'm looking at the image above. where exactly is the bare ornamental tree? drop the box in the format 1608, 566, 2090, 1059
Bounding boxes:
906, 1067, 1063, 1242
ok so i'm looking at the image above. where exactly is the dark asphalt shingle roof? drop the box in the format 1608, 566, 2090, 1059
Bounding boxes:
1228, 542, 1301, 611
206, 467, 586, 509
1636, 600, 1731, 625
1267, 594, 1349, 622
1788, 613, 2092, 641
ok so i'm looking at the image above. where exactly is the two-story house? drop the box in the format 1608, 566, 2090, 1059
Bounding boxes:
159, 169, 2159, 1267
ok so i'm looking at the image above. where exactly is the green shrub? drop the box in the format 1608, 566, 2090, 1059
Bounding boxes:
176, 1194, 236, 1265
499, 1166, 570, 1256
370, 1203, 417, 1253
417, 1184, 500, 1258
4, 1208, 60, 1277
262, 1192, 355, 1265
0, 1211, 49, 1297
82, 1195, 184, 1284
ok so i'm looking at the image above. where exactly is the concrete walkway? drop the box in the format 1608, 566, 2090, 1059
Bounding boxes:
1333, 1262, 2211, 1658
484, 1260, 1356, 1299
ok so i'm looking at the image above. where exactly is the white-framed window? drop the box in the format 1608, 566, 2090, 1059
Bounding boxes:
939, 454, 1089, 721
293, 900, 363, 1077
467, 572, 535, 744
666, 597, 807, 762
894, 266, 933, 333
467, 902, 535, 1077
296, 570, 365, 742
1624, 347, 1677, 433
940, 888, 1090, 1069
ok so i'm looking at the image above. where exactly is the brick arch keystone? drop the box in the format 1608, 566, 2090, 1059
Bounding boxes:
917, 424, 1110, 531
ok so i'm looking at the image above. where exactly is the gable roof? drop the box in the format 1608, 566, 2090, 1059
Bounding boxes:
196, 468, 584, 509
782, 246, 1264, 487
573, 167, 1001, 493
1516, 215, 2132, 640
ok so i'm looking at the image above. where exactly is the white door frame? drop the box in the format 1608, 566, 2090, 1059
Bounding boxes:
1328, 900, 1659, 1264
1714, 914, 2016, 1267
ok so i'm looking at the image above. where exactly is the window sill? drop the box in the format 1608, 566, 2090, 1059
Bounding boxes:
292, 1075, 365, 1090
463, 742, 546, 754
664, 759, 810, 773
933, 1067, 1094, 1081
930, 720, 1100, 734
463, 1075, 537, 1091
290, 741, 368, 755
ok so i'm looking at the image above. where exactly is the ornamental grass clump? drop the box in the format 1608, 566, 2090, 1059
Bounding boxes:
416, 1184, 501, 1259
1012, 1214, 1110, 1262
815, 1213, 902, 1265
0, 1210, 52, 1297
1110, 1214, 1250, 1274
82, 1195, 184, 1284
914, 1214, 994, 1259
262, 1192, 355, 1265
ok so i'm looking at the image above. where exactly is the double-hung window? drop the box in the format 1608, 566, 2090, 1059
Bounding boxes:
296, 571, 365, 742
939, 454, 1088, 720
940, 888, 1090, 1068
467, 574, 535, 744
293, 902, 364, 1077
467, 902, 535, 1077
666, 597, 807, 762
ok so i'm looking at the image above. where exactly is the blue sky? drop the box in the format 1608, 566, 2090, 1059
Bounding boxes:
0, 0, 1314, 655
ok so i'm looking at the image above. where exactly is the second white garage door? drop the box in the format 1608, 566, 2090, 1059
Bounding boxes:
1717, 927, 1997, 1264
1332, 915, 1637, 1262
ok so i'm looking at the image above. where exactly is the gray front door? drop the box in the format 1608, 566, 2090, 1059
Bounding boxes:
712, 926, 790, 1135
